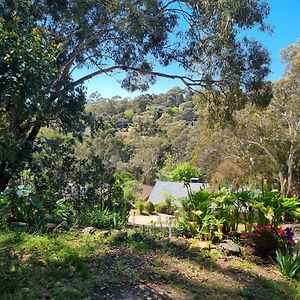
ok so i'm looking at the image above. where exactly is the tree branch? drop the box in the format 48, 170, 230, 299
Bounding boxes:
69, 65, 221, 91
244, 139, 278, 166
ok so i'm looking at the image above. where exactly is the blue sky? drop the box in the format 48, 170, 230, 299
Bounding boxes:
74, 0, 300, 99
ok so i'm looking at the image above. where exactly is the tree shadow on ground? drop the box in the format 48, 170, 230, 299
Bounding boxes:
0, 229, 298, 300
157, 240, 297, 300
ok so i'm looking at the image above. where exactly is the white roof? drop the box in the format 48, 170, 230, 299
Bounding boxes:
148, 180, 209, 205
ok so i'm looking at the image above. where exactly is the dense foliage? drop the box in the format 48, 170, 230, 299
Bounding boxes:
0, 133, 130, 229
0, 0, 273, 190
0, 0, 299, 293
173, 189, 300, 242
81, 40, 300, 195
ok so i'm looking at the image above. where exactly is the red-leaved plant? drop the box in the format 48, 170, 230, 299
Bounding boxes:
240, 225, 296, 258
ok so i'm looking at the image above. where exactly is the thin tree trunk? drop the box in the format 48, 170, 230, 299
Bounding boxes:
286, 148, 294, 197
0, 121, 43, 191
0, 161, 9, 191
278, 171, 286, 197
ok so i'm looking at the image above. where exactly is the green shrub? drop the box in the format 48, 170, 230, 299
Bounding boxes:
0, 185, 44, 225
93, 208, 116, 228
136, 200, 145, 215
275, 248, 300, 279
155, 203, 177, 215
91, 207, 129, 229
77, 210, 93, 227
173, 217, 193, 238
54, 198, 74, 223
155, 195, 177, 215
145, 201, 155, 214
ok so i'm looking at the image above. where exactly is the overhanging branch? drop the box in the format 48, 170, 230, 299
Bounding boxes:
70, 65, 221, 90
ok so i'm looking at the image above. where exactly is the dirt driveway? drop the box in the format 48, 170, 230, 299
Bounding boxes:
128, 210, 174, 227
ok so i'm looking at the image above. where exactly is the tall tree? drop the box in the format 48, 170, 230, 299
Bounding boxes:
0, 0, 272, 189
192, 40, 300, 194
237, 41, 300, 195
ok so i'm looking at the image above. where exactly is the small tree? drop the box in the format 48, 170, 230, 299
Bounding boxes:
171, 162, 201, 199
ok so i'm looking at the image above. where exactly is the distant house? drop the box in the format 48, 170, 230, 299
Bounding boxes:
148, 180, 209, 205
137, 184, 154, 201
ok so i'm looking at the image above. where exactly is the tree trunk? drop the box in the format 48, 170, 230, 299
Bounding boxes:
0, 161, 10, 191
0, 121, 42, 191
286, 148, 294, 197
278, 171, 286, 197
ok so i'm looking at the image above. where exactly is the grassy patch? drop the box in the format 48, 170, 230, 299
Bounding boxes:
0, 228, 298, 300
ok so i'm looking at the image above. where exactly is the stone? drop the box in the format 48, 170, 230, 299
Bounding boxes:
53, 220, 69, 232
55, 282, 63, 287
112, 230, 127, 241
10, 222, 28, 227
82, 227, 96, 234
155, 238, 170, 247
219, 239, 241, 255
45, 223, 57, 232
172, 238, 189, 250
100, 230, 110, 236
21, 287, 30, 293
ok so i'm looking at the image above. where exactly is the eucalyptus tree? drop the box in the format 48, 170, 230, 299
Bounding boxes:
236, 40, 300, 196
201, 40, 300, 195
0, 0, 272, 189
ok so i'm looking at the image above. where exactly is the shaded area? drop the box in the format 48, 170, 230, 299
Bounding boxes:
0, 228, 298, 300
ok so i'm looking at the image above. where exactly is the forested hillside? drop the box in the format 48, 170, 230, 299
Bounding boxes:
84, 41, 300, 196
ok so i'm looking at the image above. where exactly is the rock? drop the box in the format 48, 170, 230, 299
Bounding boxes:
10, 222, 28, 227
112, 230, 127, 241
172, 238, 189, 250
45, 223, 57, 232
100, 230, 110, 236
155, 238, 170, 247
53, 220, 69, 232
55, 282, 63, 287
82, 226, 96, 234
219, 239, 241, 255
21, 287, 30, 293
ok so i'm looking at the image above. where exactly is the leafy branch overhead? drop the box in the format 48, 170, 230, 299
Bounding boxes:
3, 0, 272, 107
0, 0, 272, 189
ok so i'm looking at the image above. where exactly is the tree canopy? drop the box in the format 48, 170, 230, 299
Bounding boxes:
0, 0, 273, 189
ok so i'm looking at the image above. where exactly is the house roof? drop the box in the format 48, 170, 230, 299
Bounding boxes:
148, 180, 209, 205
137, 184, 154, 201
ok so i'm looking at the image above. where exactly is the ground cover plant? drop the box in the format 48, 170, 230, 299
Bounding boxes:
0, 228, 299, 300
275, 248, 300, 280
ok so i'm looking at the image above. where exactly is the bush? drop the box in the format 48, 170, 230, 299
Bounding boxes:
79, 206, 129, 229
145, 201, 155, 214
53, 198, 74, 223
275, 247, 300, 279
155, 195, 177, 215
93, 208, 117, 228
155, 202, 177, 215
173, 217, 194, 238
136, 200, 145, 215
240, 225, 296, 258
0, 185, 44, 225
